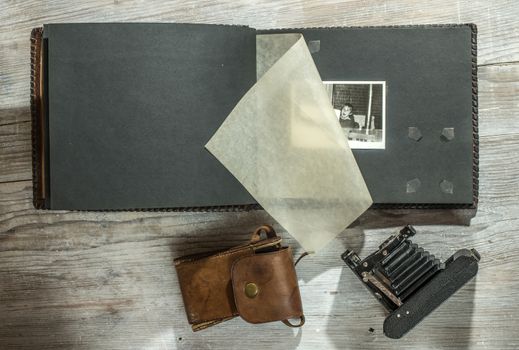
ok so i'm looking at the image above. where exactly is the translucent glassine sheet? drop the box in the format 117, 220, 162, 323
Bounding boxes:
206, 34, 372, 252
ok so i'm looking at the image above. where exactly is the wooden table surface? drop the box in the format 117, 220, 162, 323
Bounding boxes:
1, 1, 518, 349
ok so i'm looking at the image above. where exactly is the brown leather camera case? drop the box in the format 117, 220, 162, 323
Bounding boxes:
174, 225, 305, 331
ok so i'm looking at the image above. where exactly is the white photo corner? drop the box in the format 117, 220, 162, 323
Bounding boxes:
323, 81, 386, 149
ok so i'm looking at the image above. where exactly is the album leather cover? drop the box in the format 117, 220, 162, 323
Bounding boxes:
30, 23, 478, 213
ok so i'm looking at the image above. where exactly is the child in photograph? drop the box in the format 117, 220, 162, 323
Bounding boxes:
339, 103, 360, 129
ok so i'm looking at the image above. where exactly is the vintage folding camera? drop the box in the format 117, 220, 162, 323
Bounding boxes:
342, 225, 480, 339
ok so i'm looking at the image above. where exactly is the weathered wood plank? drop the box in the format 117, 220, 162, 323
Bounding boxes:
1, 0, 519, 109
0, 107, 32, 183
1, 114, 519, 348
2, 63, 518, 183
1, 178, 518, 349
0, 129, 518, 236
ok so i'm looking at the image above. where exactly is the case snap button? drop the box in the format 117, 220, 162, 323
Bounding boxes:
244, 282, 259, 298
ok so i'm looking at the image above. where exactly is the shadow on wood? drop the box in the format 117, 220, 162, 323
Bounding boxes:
325, 269, 476, 349
355, 208, 476, 228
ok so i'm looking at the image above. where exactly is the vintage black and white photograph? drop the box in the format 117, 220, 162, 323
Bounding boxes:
323, 81, 386, 149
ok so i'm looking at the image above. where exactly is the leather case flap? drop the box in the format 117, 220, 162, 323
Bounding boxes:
175, 248, 251, 326
231, 247, 304, 324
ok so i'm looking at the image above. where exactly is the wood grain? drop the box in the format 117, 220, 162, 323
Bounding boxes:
1, 1, 519, 349
1, 0, 519, 109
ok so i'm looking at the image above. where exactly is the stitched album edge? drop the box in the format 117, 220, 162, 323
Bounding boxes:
257, 22, 475, 32
470, 23, 479, 212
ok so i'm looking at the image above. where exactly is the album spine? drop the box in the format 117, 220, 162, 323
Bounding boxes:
30, 27, 47, 209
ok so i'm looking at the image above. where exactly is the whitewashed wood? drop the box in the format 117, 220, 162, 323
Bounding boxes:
1, 0, 519, 110
1, 1, 519, 349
